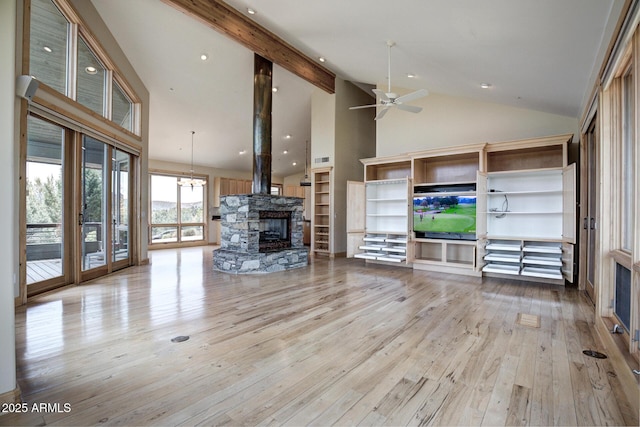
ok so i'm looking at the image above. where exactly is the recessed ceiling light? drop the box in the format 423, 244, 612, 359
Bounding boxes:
239, 150, 246, 155
318, 57, 326, 63
407, 73, 415, 78
285, 134, 291, 139
292, 162, 297, 166
272, 87, 278, 93
85, 66, 97, 75
283, 150, 288, 154
200, 53, 208, 61
43, 46, 52, 53
480, 83, 492, 89
247, 7, 256, 14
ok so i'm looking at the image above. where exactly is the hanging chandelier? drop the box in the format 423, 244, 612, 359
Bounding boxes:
178, 131, 206, 188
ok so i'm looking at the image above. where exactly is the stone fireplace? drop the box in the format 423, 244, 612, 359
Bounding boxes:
213, 194, 308, 273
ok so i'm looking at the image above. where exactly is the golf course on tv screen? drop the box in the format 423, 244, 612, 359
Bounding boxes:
413, 195, 476, 235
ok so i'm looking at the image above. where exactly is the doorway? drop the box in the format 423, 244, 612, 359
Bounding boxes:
24, 114, 136, 296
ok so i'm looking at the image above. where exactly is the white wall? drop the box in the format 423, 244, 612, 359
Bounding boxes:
311, 89, 336, 168
1, 0, 18, 399
376, 89, 579, 156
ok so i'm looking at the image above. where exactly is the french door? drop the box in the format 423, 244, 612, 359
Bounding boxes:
79, 136, 133, 281
24, 113, 135, 295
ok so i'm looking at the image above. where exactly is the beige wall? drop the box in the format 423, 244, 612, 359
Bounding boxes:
376, 89, 579, 156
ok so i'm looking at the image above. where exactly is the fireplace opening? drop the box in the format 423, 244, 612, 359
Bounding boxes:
259, 210, 291, 252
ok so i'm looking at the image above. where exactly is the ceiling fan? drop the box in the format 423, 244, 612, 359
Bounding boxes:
350, 41, 428, 120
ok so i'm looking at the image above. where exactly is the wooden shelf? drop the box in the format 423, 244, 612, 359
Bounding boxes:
313, 168, 333, 256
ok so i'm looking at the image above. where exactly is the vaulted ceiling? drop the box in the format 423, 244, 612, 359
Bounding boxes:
91, 0, 626, 177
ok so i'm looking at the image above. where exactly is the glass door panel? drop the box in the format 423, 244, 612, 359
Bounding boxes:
112, 149, 130, 266
81, 136, 107, 271
26, 116, 65, 285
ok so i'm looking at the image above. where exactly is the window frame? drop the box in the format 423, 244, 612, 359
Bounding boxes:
149, 171, 209, 248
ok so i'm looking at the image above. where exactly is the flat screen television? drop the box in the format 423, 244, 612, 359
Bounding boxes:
413, 195, 477, 240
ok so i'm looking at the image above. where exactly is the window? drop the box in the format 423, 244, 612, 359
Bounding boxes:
29, 0, 138, 134
29, 0, 68, 94
77, 36, 106, 116
112, 81, 133, 132
150, 174, 206, 245
621, 69, 633, 252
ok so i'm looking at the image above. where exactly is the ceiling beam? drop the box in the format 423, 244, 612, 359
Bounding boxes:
162, 0, 336, 94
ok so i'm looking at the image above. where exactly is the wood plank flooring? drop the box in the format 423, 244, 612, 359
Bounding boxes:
26, 259, 62, 284
2, 246, 637, 426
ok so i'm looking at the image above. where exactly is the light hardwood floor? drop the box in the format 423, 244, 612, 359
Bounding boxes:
2, 246, 637, 426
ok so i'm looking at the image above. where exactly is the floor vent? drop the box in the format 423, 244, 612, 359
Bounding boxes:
516, 313, 540, 328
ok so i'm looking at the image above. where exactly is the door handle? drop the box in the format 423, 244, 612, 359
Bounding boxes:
78, 213, 84, 226
590, 218, 595, 230
583, 217, 588, 230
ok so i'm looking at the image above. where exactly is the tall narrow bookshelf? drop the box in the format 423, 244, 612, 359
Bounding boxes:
312, 167, 332, 256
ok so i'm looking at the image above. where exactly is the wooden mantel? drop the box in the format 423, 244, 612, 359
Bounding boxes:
162, 0, 336, 94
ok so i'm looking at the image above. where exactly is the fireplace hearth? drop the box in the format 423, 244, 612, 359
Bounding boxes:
213, 194, 308, 273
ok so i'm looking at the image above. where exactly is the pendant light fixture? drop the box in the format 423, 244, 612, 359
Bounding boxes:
178, 131, 206, 189
299, 139, 311, 186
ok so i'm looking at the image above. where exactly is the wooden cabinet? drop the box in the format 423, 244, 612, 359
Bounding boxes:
312, 167, 332, 256
217, 177, 252, 197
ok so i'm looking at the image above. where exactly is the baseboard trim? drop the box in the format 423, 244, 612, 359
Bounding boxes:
0, 385, 21, 404
139, 258, 150, 266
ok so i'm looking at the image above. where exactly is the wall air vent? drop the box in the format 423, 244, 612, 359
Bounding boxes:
314, 157, 330, 164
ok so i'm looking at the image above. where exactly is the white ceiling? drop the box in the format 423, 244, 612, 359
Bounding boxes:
91, 0, 625, 177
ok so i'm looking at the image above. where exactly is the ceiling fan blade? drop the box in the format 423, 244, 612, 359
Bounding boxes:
372, 88, 390, 102
395, 89, 429, 104
349, 104, 383, 110
374, 106, 390, 120
396, 104, 422, 113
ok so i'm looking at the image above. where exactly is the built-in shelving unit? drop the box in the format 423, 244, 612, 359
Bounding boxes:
351, 134, 575, 284
354, 159, 411, 265
312, 167, 332, 256
479, 168, 573, 240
